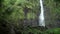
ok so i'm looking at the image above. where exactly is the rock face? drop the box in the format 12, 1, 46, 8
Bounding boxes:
19, 0, 60, 28
44, 6, 51, 25
22, 5, 50, 27
23, 19, 39, 27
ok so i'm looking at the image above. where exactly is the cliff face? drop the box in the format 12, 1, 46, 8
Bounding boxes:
44, 0, 60, 28
23, 0, 60, 28
25, 0, 60, 28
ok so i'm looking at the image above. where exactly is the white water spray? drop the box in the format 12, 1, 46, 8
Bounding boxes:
39, 0, 45, 27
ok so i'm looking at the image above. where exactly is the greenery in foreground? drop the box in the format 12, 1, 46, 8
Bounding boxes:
22, 27, 60, 34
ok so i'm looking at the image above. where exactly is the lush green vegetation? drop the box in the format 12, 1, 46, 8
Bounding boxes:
19, 27, 60, 34
0, 0, 60, 34
44, 28, 60, 34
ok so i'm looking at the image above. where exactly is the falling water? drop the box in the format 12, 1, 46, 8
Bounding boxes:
39, 0, 45, 27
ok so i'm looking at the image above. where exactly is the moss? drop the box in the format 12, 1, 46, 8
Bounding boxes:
44, 28, 60, 34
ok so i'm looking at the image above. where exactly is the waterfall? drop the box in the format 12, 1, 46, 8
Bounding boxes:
39, 0, 45, 27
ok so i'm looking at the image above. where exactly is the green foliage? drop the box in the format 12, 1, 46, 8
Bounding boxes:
44, 28, 60, 34
22, 27, 43, 34
27, 12, 36, 19
22, 27, 60, 34
0, 0, 40, 33
55, 0, 60, 2
3, 0, 39, 20
0, 0, 40, 23
44, 0, 60, 24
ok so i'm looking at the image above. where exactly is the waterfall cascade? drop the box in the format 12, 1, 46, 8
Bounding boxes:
39, 0, 45, 27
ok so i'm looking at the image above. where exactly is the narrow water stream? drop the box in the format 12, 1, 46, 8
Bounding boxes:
39, 0, 45, 27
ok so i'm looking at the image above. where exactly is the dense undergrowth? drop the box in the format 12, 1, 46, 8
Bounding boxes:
22, 27, 60, 34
